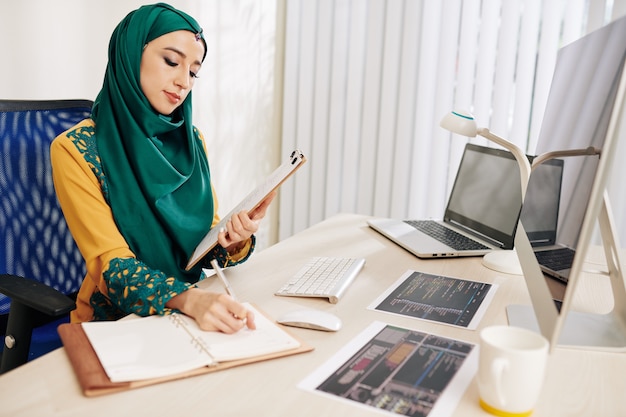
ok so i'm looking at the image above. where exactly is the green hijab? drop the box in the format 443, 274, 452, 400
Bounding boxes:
92, 3, 211, 282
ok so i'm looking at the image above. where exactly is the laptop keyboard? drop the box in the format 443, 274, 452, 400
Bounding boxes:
404, 220, 489, 251
534, 247, 575, 271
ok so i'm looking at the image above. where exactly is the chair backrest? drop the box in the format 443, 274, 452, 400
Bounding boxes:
0, 100, 93, 315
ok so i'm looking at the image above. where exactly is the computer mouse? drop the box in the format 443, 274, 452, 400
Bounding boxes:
276, 309, 342, 332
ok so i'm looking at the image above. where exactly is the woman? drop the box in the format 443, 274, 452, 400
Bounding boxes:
51, 3, 273, 333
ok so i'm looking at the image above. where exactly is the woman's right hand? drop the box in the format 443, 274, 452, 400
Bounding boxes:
166, 288, 256, 333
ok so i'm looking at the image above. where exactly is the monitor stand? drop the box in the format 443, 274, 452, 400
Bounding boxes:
508, 194, 626, 351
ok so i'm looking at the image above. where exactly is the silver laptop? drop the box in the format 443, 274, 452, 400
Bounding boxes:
520, 157, 574, 283
368, 143, 523, 258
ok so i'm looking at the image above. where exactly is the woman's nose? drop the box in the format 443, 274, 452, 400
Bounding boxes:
175, 70, 191, 89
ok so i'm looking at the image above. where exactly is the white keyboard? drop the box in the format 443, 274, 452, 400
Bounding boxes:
275, 257, 365, 304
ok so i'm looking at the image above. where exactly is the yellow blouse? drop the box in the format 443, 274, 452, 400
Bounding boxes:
51, 119, 253, 323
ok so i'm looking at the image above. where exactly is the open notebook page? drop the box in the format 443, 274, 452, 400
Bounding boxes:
81, 303, 300, 383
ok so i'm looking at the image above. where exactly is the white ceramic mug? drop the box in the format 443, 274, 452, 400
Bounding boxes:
477, 325, 549, 417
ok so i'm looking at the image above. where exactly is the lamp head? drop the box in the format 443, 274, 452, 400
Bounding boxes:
440, 110, 479, 137
440, 109, 531, 198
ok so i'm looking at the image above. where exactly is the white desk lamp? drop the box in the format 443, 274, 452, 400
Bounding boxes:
439, 110, 531, 274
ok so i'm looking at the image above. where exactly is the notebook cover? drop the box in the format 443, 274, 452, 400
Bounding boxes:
58, 312, 313, 397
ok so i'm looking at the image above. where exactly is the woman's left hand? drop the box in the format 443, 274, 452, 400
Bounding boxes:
217, 190, 276, 250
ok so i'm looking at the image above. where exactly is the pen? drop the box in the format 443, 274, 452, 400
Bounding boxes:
210, 259, 239, 301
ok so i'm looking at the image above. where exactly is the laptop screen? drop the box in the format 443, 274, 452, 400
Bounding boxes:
444, 143, 525, 249
520, 158, 564, 246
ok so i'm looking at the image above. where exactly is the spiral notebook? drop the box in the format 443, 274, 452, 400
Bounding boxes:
58, 303, 312, 396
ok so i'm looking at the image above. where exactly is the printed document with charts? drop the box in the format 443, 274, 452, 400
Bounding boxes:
58, 303, 312, 396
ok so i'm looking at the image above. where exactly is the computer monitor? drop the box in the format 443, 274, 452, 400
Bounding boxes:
508, 15, 626, 351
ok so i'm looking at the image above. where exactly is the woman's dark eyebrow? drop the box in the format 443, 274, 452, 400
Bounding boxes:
163, 46, 202, 66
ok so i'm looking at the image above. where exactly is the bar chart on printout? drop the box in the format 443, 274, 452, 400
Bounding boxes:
299, 322, 478, 417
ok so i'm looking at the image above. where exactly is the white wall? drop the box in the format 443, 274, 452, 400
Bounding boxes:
0, 0, 154, 100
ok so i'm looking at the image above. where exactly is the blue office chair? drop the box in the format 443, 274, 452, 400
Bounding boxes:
0, 99, 92, 373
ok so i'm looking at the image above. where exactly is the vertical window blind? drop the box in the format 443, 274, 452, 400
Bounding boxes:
279, 0, 625, 243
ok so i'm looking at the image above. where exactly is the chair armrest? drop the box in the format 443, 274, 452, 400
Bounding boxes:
0, 274, 76, 373
0, 274, 75, 317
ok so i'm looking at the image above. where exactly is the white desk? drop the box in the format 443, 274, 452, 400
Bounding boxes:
1, 213, 625, 417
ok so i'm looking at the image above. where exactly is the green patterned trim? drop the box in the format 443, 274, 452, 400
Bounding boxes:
101, 257, 192, 318
66, 122, 109, 201
203, 235, 256, 268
